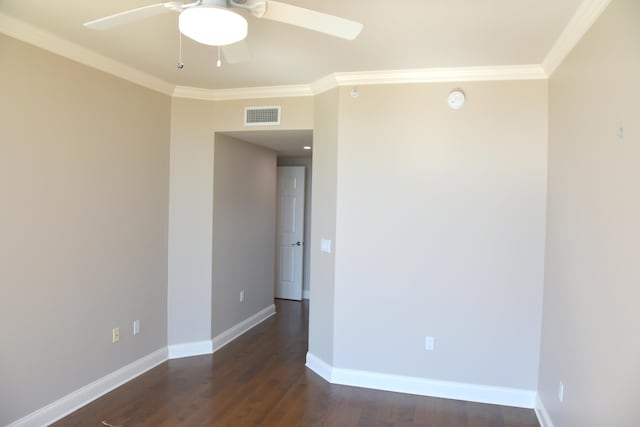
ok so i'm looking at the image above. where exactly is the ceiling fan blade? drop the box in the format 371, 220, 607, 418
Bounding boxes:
258, 1, 363, 40
84, 2, 184, 30
222, 40, 252, 64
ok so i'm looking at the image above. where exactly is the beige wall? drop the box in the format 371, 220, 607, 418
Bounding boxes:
10, 3, 638, 420
212, 134, 277, 336
539, 0, 640, 425
0, 35, 170, 425
168, 97, 216, 345
307, 89, 340, 364
168, 96, 313, 345
331, 81, 548, 389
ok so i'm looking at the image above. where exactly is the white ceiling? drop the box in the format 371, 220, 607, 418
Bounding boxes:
0, 0, 584, 90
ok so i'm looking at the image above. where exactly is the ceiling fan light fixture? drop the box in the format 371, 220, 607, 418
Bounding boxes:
179, 7, 248, 46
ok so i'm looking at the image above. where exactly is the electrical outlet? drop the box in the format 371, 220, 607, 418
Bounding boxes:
112, 327, 120, 343
558, 382, 564, 403
424, 336, 435, 351
133, 320, 140, 335
240, 290, 245, 302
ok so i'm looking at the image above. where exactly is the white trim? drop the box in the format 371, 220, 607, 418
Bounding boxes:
168, 339, 214, 359
9, 305, 277, 425
173, 84, 313, 101
305, 352, 535, 409
167, 304, 275, 359
211, 304, 276, 352
535, 394, 556, 427
542, 0, 612, 75
310, 65, 547, 96
7, 348, 168, 427
302, 289, 310, 300
331, 368, 536, 409
0, 12, 174, 96
329, 65, 547, 88
174, 65, 547, 100
305, 352, 333, 382
310, 74, 339, 95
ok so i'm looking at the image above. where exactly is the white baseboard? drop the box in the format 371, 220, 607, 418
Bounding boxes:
535, 394, 555, 427
168, 340, 213, 359
305, 352, 536, 409
168, 304, 276, 359
302, 289, 310, 300
211, 304, 276, 352
10, 305, 278, 426
7, 347, 168, 427
305, 352, 333, 382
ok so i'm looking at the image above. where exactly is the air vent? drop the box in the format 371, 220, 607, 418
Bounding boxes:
244, 106, 281, 126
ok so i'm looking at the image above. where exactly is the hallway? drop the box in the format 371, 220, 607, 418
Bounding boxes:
53, 300, 539, 426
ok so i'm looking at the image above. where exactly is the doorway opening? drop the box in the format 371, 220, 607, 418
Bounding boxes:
217, 129, 313, 303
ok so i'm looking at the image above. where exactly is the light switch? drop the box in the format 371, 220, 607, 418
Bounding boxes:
424, 336, 435, 351
320, 239, 332, 253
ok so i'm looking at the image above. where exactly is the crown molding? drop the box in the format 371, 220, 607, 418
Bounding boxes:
174, 65, 547, 101
542, 0, 612, 75
309, 65, 547, 96
173, 84, 313, 101
0, 12, 174, 96
310, 74, 340, 95
329, 65, 546, 91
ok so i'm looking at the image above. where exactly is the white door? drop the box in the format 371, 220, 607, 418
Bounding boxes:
275, 166, 305, 300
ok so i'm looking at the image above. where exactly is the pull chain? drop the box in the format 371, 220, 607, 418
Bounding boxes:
217, 46, 222, 68
177, 29, 184, 69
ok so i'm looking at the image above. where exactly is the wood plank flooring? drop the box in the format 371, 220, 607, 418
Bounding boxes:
53, 300, 539, 427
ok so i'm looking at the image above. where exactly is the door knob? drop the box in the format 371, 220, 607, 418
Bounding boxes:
291, 241, 302, 246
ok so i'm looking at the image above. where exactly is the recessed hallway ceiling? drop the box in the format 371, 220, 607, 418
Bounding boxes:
0, 0, 583, 90
221, 129, 312, 157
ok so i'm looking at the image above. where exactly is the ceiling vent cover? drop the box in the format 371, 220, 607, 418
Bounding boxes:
245, 106, 281, 126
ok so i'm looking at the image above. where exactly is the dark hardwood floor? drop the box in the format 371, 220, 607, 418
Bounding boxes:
53, 300, 539, 427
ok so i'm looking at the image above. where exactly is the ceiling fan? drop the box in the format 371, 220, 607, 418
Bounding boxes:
84, 0, 363, 62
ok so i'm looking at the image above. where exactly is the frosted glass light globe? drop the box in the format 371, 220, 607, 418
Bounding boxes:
179, 7, 248, 46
